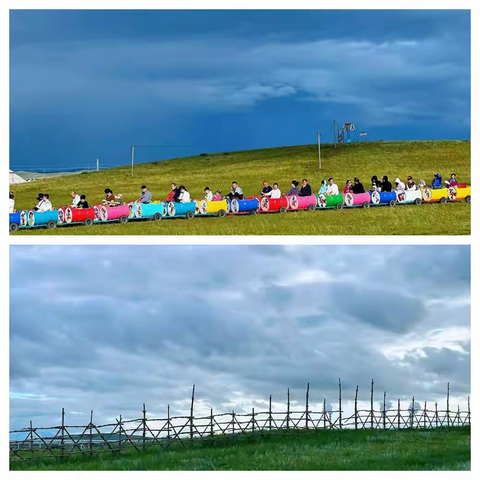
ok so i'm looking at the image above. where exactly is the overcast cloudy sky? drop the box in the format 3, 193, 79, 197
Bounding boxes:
10, 10, 470, 171
9, 245, 470, 432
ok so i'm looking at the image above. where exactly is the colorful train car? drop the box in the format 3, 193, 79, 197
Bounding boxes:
317, 193, 344, 210
167, 201, 196, 219
58, 206, 96, 226
288, 195, 317, 211
396, 189, 422, 205
229, 197, 259, 215
448, 185, 471, 203
199, 199, 229, 217
421, 188, 449, 204
100, 205, 130, 223
26, 209, 59, 229
369, 190, 397, 207
131, 202, 167, 221
9, 212, 21, 232
259, 196, 289, 213
344, 192, 371, 208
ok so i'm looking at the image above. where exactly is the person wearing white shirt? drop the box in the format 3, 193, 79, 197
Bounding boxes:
326, 177, 339, 196
268, 183, 282, 199
204, 187, 213, 201
9, 192, 15, 213
39, 193, 52, 211
70, 191, 81, 207
178, 186, 191, 203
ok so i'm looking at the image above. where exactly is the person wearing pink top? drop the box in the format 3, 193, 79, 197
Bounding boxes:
343, 180, 353, 195
212, 191, 222, 201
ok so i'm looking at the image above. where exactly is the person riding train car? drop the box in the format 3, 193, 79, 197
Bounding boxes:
166, 183, 180, 203
343, 180, 353, 195
77, 195, 89, 209
371, 175, 382, 192
395, 177, 406, 192
137, 185, 152, 204
352, 177, 365, 194
204, 187, 214, 201
70, 191, 81, 207
299, 179, 312, 197
430, 173, 443, 189
381, 176, 392, 192
287, 180, 300, 196
9, 192, 15, 213
178, 186, 191, 203
33, 193, 52, 212
318, 180, 327, 195
268, 183, 282, 199
445, 173, 459, 188
103, 188, 117, 206
406, 176, 417, 191
226, 182, 244, 200
260, 181, 273, 197
326, 178, 339, 196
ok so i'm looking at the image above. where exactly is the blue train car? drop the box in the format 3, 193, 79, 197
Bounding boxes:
9, 212, 21, 232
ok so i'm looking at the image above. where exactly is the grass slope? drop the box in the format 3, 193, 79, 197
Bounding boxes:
11, 427, 471, 471
10, 140, 471, 235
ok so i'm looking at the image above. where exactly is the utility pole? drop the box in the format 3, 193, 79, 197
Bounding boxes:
96, 159, 99, 171
131, 145, 135, 177
317, 132, 321, 169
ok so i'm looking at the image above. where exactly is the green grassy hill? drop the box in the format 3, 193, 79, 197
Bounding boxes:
10, 140, 471, 235
10, 426, 471, 471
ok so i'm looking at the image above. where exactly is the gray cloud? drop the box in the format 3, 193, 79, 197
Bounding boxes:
10, 246, 470, 431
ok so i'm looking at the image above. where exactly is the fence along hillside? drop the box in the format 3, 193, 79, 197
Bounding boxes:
9, 379, 471, 463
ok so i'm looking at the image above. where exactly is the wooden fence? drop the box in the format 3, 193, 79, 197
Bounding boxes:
9, 380, 471, 463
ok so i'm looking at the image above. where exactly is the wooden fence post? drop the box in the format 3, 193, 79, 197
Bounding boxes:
397, 399, 400, 430
354, 386, 358, 430
383, 392, 386, 429
61, 408, 65, 457
252, 408, 255, 434
457, 405, 461, 427
305, 383, 310, 430
142, 403, 147, 452
167, 405, 170, 445
29, 420, 33, 459
370, 379, 374, 429
447, 382, 450, 427
232, 411, 235, 435
286, 389, 290, 430
435, 402, 438, 428
339, 378, 342, 430
190, 385, 195, 440
269, 395, 272, 431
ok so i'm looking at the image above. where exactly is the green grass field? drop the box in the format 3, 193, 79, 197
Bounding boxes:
10, 140, 471, 235
10, 426, 471, 471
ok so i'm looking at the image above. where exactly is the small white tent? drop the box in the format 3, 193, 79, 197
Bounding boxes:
9, 170, 26, 185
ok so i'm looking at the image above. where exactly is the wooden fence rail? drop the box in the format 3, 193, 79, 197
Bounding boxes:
9, 380, 471, 463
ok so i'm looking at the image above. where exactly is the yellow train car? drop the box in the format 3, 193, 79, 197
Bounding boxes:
448, 185, 471, 202
421, 187, 449, 203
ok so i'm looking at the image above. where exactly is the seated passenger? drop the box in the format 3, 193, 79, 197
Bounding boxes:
352, 177, 365, 194
260, 181, 273, 197
318, 180, 327, 195
445, 173, 459, 188
226, 182, 244, 200
371, 175, 382, 192
343, 180, 353, 195
166, 183, 180, 202
77, 195, 89, 209
204, 187, 213, 201
213, 190, 222, 201
9, 192, 15, 213
40, 193, 53, 211
137, 185, 152, 204
287, 180, 299, 196
381, 176, 392, 192
269, 183, 281, 199
406, 176, 417, 191
33, 193, 46, 211
430, 173, 443, 189
395, 177, 406, 191
418, 179, 427, 189
70, 191, 81, 207
178, 186, 191, 203
103, 188, 116, 205
326, 178, 339, 196
299, 179, 312, 197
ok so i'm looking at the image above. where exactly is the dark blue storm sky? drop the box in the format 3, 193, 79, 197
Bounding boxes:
10, 10, 470, 170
